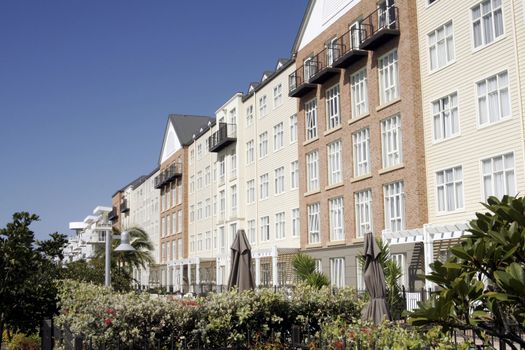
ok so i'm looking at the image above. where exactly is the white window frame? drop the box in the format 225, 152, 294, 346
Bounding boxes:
275, 166, 285, 195
246, 140, 255, 164
260, 216, 270, 241
326, 84, 341, 130
307, 203, 320, 244
378, 49, 399, 105
246, 179, 255, 204
381, 114, 402, 169
482, 152, 516, 199
432, 91, 460, 142
290, 114, 298, 143
383, 181, 405, 232
247, 219, 256, 244
428, 21, 455, 72
275, 212, 286, 240
306, 150, 320, 192
246, 105, 254, 126
260, 173, 269, 200
436, 166, 464, 213
477, 70, 511, 128
290, 160, 299, 190
352, 128, 371, 177
259, 95, 268, 117
471, 0, 504, 49
273, 83, 283, 108
355, 189, 372, 238
351, 68, 369, 118
305, 98, 318, 140
273, 122, 284, 151
292, 208, 300, 237
327, 140, 342, 186
330, 257, 345, 288
329, 197, 345, 241
259, 132, 268, 158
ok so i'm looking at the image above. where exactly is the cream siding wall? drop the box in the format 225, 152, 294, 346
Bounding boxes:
418, 0, 525, 225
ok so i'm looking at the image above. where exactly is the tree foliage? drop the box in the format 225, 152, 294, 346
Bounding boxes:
409, 195, 525, 349
292, 253, 329, 289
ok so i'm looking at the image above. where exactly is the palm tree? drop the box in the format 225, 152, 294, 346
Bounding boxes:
292, 253, 329, 289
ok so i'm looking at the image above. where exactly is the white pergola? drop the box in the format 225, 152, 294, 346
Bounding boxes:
382, 223, 469, 289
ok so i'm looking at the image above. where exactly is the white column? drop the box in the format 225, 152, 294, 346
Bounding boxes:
255, 256, 261, 287
423, 224, 435, 290
179, 264, 184, 293
196, 258, 201, 286
188, 263, 192, 292
271, 247, 278, 287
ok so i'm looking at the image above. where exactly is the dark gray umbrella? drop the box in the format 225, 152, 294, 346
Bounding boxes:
361, 232, 391, 324
227, 229, 255, 291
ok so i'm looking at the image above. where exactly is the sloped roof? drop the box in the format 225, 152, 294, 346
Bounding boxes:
291, 0, 316, 55
168, 114, 214, 146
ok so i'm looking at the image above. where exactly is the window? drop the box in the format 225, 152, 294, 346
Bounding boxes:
353, 128, 370, 177
260, 173, 269, 199
230, 223, 237, 246
378, 0, 396, 29
329, 197, 345, 241
275, 212, 286, 239
326, 84, 341, 130
230, 153, 237, 178
436, 166, 464, 212
428, 22, 455, 71
472, 0, 504, 48
290, 114, 298, 143
260, 216, 270, 241
355, 189, 372, 238
189, 149, 194, 165
172, 213, 176, 234
190, 205, 194, 223
315, 259, 323, 273
432, 92, 459, 141
247, 179, 255, 204
218, 156, 225, 184
326, 37, 338, 66
305, 98, 318, 140
330, 258, 345, 288
273, 122, 284, 150
205, 166, 211, 186
219, 190, 225, 217
327, 140, 342, 185
197, 201, 203, 220
351, 68, 368, 118
356, 260, 365, 290
378, 50, 399, 105
384, 181, 405, 232
197, 171, 203, 190
229, 108, 237, 125
190, 176, 194, 193
247, 219, 256, 244
306, 150, 320, 192
273, 83, 283, 107
246, 140, 255, 164
304, 56, 315, 81
246, 105, 254, 126
205, 198, 211, 218
197, 144, 202, 160
231, 185, 237, 215
259, 132, 268, 158
482, 152, 515, 198
349, 21, 361, 49
219, 226, 225, 253
391, 254, 406, 287
205, 231, 211, 251
177, 211, 182, 232
290, 160, 299, 189
307, 203, 320, 244
477, 71, 510, 126
381, 114, 402, 168
275, 167, 285, 194
259, 95, 268, 117
292, 208, 300, 237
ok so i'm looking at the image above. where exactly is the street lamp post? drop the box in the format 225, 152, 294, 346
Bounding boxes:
105, 231, 136, 288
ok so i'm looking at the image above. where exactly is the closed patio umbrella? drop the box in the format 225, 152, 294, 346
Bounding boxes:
361, 232, 391, 324
227, 229, 255, 291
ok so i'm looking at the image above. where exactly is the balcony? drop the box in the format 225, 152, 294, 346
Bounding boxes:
308, 47, 341, 85
108, 208, 118, 221
120, 199, 129, 213
154, 163, 183, 189
359, 6, 400, 51
331, 28, 368, 68
208, 123, 237, 152
288, 64, 317, 98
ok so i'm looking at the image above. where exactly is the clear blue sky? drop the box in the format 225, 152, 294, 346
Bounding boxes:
0, 0, 307, 240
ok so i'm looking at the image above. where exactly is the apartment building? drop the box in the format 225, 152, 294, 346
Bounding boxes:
383, 0, 525, 288
156, 114, 213, 289
290, 0, 427, 290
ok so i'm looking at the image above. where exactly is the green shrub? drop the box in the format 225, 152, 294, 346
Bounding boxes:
7, 333, 40, 350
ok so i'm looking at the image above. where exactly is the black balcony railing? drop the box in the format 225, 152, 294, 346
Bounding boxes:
359, 5, 400, 51
154, 163, 183, 189
208, 123, 237, 152
108, 208, 118, 221
331, 27, 368, 68
288, 63, 317, 98
120, 200, 129, 213
308, 47, 341, 84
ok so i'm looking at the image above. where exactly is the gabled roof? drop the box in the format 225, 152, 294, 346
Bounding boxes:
242, 58, 295, 101
248, 82, 260, 92
291, 0, 316, 55
261, 70, 274, 82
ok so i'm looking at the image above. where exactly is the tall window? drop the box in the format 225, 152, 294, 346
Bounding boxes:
292, 208, 300, 237
326, 84, 341, 130
231, 185, 237, 215
351, 68, 368, 118
219, 190, 225, 217
381, 114, 402, 168
230, 153, 237, 178
259, 132, 268, 158
436, 166, 464, 212
260, 173, 269, 199
378, 0, 396, 29
329, 197, 345, 241
384, 181, 405, 232
428, 21, 455, 71
197, 171, 203, 190
432, 92, 459, 141
246, 105, 254, 126
472, 0, 504, 48
190, 176, 195, 194
218, 156, 225, 184
305, 98, 318, 140
391, 253, 406, 287
326, 37, 338, 65
260, 216, 270, 241
307, 203, 320, 244
259, 95, 268, 117
205, 166, 211, 186
350, 20, 361, 49
275, 167, 285, 194
482, 152, 515, 198
290, 160, 299, 189
246, 179, 255, 204
353, 128, 371, 177
477, 71, 510, 126
275, 212, 286, 239
273, 83, 283, 107
330, 258, 345, 288
205, 198, 211, 218
327, 140, 342, 185
274, 122, 284, 151
246, 140, 255, 164
355, 189, 372, 238
177, 211, 182, 232
189, 206, 194, 223
378, 50, 399, 105
247, 219, 256, 244
290, 114, 298, 143
306, 150, 320, 192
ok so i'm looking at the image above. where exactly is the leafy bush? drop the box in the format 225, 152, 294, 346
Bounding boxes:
7, 333, 40, 350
